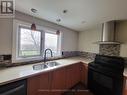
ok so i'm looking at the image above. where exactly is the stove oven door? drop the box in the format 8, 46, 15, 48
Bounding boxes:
88, 66, 123, 95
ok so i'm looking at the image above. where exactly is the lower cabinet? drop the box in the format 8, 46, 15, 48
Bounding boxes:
123, 77, 127, 95
81, 63, 88, 86
39, 72, 51, 95
27, 72, 50, 95
51, 67, 66, 95
66, 63, 81, 89
27, 63, 88, 95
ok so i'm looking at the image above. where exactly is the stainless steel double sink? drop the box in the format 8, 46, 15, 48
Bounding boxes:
33, 61, 60, 70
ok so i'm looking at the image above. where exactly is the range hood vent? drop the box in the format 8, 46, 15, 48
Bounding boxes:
95, 21, 121, 45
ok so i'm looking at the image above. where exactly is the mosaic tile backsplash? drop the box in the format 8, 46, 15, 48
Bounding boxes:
0, 55, 12, 67
62, 51, 96, 60
62, 51, 79, 57
99, 44, 120, 56
78, 51, 96, 60
0, 55, 11, 62
1, 49, 127, 67
0, 56, 4, 62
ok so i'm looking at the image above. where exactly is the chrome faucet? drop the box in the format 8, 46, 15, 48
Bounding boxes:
44, 49, 53, 63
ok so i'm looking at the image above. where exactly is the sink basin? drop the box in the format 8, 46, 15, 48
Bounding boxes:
33, 64, 48, 70
46, 61, 60, 67
33, 61, 60, 70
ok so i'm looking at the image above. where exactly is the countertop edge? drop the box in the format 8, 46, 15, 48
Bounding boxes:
0, 57, 91, 86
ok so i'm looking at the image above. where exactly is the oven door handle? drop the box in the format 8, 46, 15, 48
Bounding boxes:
0, 84, 24, 95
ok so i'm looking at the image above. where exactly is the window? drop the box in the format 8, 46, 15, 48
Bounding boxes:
18, 27, 42, 57
45, 32, 60, 56
12, 20, 61, 63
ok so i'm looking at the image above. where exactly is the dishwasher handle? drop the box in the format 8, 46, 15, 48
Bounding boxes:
0, 84, 25, 95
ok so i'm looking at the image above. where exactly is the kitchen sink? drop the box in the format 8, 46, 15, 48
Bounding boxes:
33, 64, 48, 70
33, 61, 60, 70
46, 61, 60, 67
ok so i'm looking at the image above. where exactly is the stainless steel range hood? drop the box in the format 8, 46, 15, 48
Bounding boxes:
95, 21, 121, 44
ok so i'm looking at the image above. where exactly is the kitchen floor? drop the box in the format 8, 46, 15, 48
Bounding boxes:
76, 92, 93, 95
63, 90, 93, 95
63, 83, 94, 95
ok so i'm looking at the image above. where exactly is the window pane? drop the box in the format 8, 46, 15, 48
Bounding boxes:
45, 33, 58, 55
19, 28, 41, 57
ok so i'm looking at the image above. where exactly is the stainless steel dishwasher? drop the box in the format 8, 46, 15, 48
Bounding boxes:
0, 79, 27, 95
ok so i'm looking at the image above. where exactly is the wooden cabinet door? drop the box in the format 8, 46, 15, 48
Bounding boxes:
81, 63, 88, 86
27, 75, 40, 95
66, 63, 81, 89
27, 72, 50, 95
66, 64, 75, 89
74, 63, 82, 84
38, 72, 50, 95
51, 67, 66, 95
123, 77, 127, 95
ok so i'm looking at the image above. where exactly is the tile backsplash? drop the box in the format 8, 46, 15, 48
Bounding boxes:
78, 51, 96, 60
0, 47, 121, 64
0, 56, 4, 62
0, 50, 127, 67
62, 51, 96, 60
0, 55, 11, 62
62, 51, 79, 57
99, 44, 120, 56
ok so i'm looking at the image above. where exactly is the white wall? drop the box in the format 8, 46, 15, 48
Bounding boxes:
116, 21, 127, 57
0, 11, 78, 55
78, 25, 102, 53
0, 18, 13, 54
78, 21, 127, 57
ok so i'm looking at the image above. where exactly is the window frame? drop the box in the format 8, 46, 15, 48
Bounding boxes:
18, 26, 43, 58
12, 19, 62, 63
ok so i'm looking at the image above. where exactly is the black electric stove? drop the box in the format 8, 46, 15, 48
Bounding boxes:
88, 54, 125, 95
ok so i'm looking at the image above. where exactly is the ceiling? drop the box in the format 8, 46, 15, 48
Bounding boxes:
15, 0, 127, 32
